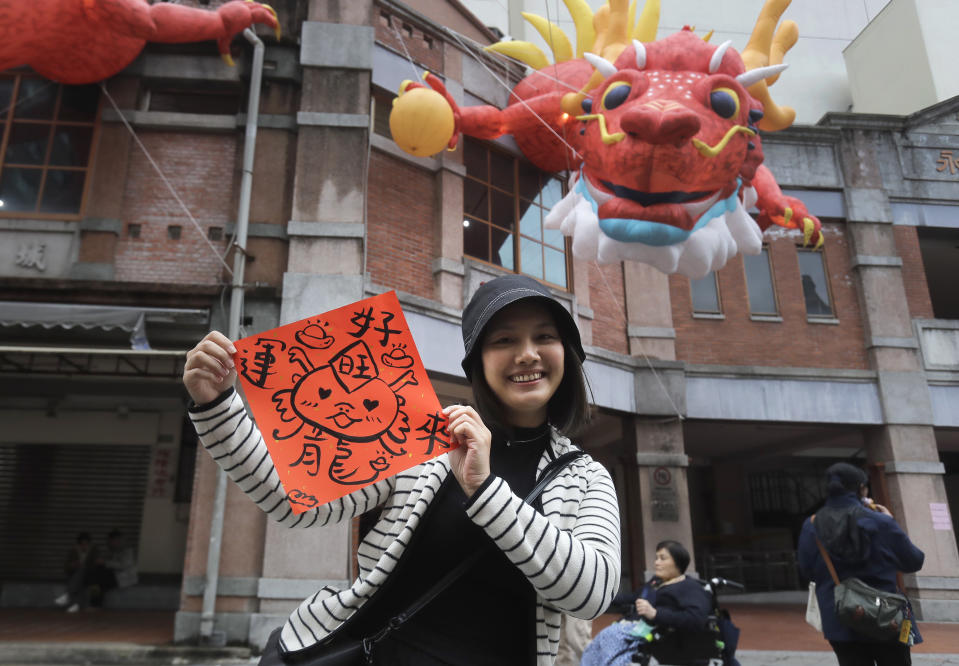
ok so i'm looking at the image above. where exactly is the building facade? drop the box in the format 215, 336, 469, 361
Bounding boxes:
0, 0, 957, 646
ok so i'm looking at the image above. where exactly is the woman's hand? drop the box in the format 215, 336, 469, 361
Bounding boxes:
183, 331, 237, 405
443, 404, 491, 498
635, 598, 657, 620
863, 497, 894, 517
872, 502, 893, 517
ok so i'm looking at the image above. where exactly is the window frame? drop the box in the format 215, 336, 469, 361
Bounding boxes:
0, 72, 101, 220
796, 246, 836, 321
461, 138, 571, 290
742, 245, 781, 319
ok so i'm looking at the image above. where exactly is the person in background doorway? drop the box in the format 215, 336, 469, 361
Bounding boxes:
102, 529, 138, 590
55, 531, 99, 612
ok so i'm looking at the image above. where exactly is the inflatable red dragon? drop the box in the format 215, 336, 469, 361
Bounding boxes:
0, 0, 279, 85
394, 0, 822, 278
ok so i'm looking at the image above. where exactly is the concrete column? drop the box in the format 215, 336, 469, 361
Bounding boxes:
247, 2, 376, 645
624, 261, 676, 360
630, 418, 696, 579
282, 11, 374, 322
840, 129, 959, 621
429, 45, 466, 310
630, 362, 691, 578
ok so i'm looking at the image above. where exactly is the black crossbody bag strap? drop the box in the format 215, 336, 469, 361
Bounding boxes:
361, 450, 587, 659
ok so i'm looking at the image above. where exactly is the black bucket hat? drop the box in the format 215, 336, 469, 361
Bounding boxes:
460, 274, 585, 380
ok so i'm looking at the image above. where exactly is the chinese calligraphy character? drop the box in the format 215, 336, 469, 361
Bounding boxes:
374, 311, 403, 347
415, 411, 451, 455
239, 338, 286, 388
15, 243, 46, 271
290, 442, 322, 476
348, 307, 375, 338
935, 150, 959, 176
330, 340, 379, 391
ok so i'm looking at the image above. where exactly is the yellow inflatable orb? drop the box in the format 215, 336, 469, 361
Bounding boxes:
389, 87, 455, 158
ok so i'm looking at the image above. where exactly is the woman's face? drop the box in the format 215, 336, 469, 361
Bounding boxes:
480, 301, 565, 428
653, 548, 681, 581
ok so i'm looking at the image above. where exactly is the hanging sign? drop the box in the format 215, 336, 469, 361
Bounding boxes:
234, 291, 452, 513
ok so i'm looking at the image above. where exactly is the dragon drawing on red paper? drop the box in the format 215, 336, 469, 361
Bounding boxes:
0, 0, 280, 85
395, 0, 823, 278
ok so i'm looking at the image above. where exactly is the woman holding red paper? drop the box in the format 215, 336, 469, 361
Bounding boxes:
183, 273, 621, 665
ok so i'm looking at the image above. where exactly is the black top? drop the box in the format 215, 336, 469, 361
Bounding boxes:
648, 577, 712, 632
349, 423, 551, 665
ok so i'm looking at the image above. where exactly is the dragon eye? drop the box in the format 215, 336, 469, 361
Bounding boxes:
602, 82, 631, 110
709, 87, 740, 119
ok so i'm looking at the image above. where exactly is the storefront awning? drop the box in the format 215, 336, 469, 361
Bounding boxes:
0, 345, 186, 378
0, 301, 208, 349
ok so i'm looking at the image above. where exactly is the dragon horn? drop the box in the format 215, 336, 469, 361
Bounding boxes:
584, 52, 618, 78
736, 64, 788, 88
632, 40, 646, 69
708, 40, 733, 74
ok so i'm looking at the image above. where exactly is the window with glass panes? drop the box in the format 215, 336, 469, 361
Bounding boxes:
690, 272, 721, 314
743, 247, 778, 315
797, 249, 833, 317
462, 138, 569, 288
0, 74, 99, 217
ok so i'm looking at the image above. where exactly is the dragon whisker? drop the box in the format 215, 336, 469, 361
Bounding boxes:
575, 113, 626, 144
691, 125, 756, 158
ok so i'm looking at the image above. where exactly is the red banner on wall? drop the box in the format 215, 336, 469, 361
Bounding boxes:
234, 291, 452, 513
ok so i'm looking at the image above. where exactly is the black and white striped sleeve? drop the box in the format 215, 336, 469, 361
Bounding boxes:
188, 389, 393, 528
464, 457, 621, 619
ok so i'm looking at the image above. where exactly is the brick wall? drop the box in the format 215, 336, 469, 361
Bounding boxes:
589, 262, 629, 355
375, 10, 443, 75
672, 224, 869, 369
366, 151, 436, 300
114, 132, 236, 285
893, 225, 935, 320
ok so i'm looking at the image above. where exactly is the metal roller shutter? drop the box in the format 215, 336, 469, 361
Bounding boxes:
0, 443, 151, 581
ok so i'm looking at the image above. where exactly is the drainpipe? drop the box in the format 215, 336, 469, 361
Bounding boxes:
200, 27, 264, 644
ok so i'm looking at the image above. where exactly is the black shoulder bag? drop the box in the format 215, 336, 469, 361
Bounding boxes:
260, 450, 587, 666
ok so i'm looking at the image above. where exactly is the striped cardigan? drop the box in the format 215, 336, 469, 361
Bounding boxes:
190, 389, 621, 665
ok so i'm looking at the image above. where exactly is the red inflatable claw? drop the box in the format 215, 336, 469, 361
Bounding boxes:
0, 0, 280, 85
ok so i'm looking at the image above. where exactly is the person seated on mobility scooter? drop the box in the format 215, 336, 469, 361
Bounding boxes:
583, 541, 742, 666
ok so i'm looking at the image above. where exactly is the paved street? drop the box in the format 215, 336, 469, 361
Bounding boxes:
5, 653, 959, 666
737, 651, 959, 666
4, 645, 959, 666
1, 605, 956, 666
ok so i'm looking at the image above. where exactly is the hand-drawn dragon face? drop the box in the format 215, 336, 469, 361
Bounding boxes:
548, 31, 769, 277
291, 365, 400, 441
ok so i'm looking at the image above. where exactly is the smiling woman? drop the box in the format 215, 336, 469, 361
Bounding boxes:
181, 274, 621, 665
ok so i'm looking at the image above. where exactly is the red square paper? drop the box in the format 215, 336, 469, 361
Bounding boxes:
233, 291, 452, 513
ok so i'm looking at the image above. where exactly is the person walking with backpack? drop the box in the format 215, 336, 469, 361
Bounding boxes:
798, 462, 924, 666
